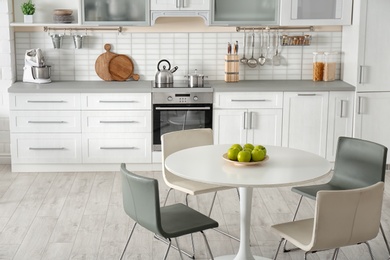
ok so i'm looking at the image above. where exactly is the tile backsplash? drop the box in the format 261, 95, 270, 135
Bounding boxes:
15, 30, 342, 82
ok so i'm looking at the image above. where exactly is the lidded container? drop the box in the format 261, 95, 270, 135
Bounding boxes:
323, 52, 338, 82
312, 52, 324, 81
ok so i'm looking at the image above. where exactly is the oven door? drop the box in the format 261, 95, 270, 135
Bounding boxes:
153, 103, 213, 151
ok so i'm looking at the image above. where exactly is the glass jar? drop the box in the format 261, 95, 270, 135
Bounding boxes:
313, 52, 324, 81
323, 52, 338, 81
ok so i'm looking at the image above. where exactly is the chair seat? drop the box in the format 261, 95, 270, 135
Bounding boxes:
272, 219, 314, 252
292, 183, 349, 200
166, 175, 231, 196
160, 203, 219, 238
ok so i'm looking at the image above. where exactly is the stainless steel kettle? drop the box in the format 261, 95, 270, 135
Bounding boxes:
155, 59, 178, 88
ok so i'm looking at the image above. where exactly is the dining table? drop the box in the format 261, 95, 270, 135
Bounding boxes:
164, 144, 332, 260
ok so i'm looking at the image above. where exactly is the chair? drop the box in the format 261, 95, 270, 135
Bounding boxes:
272, 182, 385, 260
120, 163, 218, 260
161, 128, 239, 256
285, 136, 389, 257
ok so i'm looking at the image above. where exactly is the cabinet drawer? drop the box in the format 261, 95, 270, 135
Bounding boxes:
10, 111, 81, 133
82, 133, 151, 163
81, 93, 151, 110
82, 111, 151, 133
10, 93, 81, 110
214, 92, 283, 108
11, 134, 82, 164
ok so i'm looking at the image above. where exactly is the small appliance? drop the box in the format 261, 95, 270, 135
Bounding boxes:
23, 48, 51, 84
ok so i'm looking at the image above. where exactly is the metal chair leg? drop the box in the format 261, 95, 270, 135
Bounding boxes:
283, 195, 303, 252
163, 238, 172, 260
175, 238, 184, 260
163, 188, 173, 206
364, 241, 375, 260
380, 222, 390, 256
201, 231, 215, 260
273, 238, 284, 260
185, 194, 196, 258
154, 234, 194, 258
120, 222, 137, 260
332, 248, 340, 260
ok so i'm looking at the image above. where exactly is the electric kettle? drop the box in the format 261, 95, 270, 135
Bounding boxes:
155, 59, 178, 88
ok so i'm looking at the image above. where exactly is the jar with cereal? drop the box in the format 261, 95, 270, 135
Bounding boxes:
313, 52, 324, 81
323, 52, 337, 81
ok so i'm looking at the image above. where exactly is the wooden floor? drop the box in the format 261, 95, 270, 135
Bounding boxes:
0, 164, 389, 260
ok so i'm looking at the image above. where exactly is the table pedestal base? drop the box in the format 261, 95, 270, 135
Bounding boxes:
215, 255, 270, 260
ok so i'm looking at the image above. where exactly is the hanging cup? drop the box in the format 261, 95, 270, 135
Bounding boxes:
73, 35, 85, 49
51, 34, 64, 49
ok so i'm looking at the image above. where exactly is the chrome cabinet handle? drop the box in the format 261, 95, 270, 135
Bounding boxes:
298, 94, 316, 96
99, 121, 137, 124
27, 100, 66, 103
28, 121, 66, 124
339, 100, 347, 118
176, 0, 180, 8
249, 111, 253, 129
243, 112, 247, 130
182, 0, 186, 8
231, 99, 270, 102
357, 96, 364, 114
29, 147, 65, 150
359, 65, 365, 84
99, 100, 137, 103
100, 147, 136, 150
155, 107, 210, 110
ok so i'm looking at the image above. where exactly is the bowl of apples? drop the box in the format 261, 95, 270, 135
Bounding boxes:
222, 143, 269, 166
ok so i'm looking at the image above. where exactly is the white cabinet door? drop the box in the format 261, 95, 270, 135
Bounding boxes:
282, 92, 329, 157
246, 109, 282, 146
326, 91, 354, 161
355, 92, 390, 162
151, 0, 209, 10
357, 0, 390, 91
213, 109, 247, 145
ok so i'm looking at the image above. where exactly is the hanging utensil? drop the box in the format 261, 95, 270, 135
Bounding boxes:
247, 28, 258, 68
240, 29, 248, 64
258, 29, 266, 66
272, 30, 281, 66
265, 29, 273, 65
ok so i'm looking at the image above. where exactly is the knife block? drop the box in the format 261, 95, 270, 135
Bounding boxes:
224, 54, 239, 82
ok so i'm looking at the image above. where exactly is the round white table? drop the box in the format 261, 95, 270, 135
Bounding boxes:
165, 144, 332, 260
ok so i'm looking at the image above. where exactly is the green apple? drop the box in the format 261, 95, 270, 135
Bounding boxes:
254, 145, 267, 156
251, 149, 265, 162
243, 143, 254, 151
237, 150, 251, 162
230, 144, 243, 151
227, 147, 240, 161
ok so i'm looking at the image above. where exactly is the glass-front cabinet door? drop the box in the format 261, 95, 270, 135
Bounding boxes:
280, 0, 352, 25
83, 0, 149, 25
211, 0, 279, 26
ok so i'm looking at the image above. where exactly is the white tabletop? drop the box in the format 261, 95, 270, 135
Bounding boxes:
165, 144, 332, 188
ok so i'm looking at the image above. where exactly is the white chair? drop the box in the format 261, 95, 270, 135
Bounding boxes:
271, 182, 385, 260
161, 128, 239, 258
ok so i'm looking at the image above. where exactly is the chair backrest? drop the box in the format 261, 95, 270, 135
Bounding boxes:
310, 182, 384, 251
161, 128, 213, 182
120, 163, 165, 236
331, 137, 388, 188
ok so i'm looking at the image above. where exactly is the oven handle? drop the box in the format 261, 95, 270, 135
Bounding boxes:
155, 107, 211, 111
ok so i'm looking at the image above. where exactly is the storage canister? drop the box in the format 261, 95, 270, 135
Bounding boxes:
312, 52, 324, 81
323, 52, 337, 82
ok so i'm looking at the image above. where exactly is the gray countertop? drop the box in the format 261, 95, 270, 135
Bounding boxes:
9, 80, 355, 93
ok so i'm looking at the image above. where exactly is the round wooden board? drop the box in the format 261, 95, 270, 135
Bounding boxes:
95, 44, 118, 81
108, 54, 134, 81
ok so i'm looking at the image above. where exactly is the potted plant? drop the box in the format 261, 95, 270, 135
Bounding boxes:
21, 0, 35, 23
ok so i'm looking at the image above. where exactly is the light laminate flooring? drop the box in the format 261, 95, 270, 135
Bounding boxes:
0, 164, 389, 260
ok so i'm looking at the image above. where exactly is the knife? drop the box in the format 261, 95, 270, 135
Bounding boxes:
234, 41, 238, 54
227, 42, 232, 54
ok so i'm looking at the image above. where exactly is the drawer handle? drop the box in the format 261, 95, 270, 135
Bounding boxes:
28, 121, 66, 124
27, 100, 66, 103
231, 99, 270, 102
100, 147, 137, 150
297, 94, 316, 96
99, 100, 137, 103
99, 121, 137, 124
29, 147, 65, 150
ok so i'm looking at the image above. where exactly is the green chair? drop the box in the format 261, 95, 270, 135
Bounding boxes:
272, 182, 385, 260
285, 136, 389, 257
120, 163, 218, 260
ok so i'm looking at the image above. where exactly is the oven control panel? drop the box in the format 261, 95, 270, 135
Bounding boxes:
153, 92, 213, 104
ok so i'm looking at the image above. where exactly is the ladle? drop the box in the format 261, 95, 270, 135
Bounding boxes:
272, 31, 281, 66
240, 29, 248, 64
247, 29, 258, 68
258, 29, 266, 66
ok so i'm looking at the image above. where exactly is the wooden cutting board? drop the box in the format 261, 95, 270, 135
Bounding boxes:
95, 44, 118, 81
109, 54, 140, 81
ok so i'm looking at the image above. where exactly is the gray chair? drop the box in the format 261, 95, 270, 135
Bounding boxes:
120, 163, 218, 260
272, 182, 385, 260
285, 136, 389, 257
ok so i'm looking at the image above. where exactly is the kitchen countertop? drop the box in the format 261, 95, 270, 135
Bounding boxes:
8, 80, 355, 93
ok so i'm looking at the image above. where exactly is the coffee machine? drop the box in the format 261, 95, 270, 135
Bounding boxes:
23, 48, 51, 83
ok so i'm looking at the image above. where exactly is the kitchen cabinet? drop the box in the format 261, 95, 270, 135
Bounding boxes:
326, 91, 354, 161
355, 93, 390, 162
280, 0, 353, 26
211, 0, 279, 26
282, 92, 329, 157
213, 92, 283, 146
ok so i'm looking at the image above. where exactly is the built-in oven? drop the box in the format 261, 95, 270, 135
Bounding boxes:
152, 91, 213, 151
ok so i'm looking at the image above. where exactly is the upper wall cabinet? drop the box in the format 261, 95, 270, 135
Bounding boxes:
150, 0, 210, 25
83, 0, 150, 25
210, 0, 279, 26
280, 0, 353, 26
